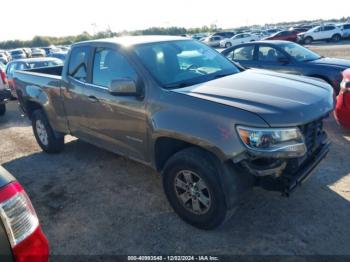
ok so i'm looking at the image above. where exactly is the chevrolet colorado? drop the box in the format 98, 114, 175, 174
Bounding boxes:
13, 36, 334, 229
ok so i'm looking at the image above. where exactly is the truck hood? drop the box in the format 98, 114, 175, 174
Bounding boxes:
173, 69, 334, 127
308, 57, 350, 69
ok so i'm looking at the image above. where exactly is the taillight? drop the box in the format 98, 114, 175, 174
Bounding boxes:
0, 182, 49, 261
0, 70, 7, 85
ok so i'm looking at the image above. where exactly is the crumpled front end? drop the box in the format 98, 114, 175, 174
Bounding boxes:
233, 117, 330, 196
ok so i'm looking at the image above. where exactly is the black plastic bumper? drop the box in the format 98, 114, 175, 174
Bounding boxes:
257, 141, 330, 196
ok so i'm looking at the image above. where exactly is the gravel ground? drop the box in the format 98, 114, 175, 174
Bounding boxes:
308, 42, 350, 59
1, 100, 350, 256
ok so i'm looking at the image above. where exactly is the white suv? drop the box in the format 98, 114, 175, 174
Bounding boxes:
298, 25, 342, 44
220, 33, 260, 48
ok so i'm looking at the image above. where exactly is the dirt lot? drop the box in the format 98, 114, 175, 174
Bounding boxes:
307, 41, 350, 59
0, 46, 350, 256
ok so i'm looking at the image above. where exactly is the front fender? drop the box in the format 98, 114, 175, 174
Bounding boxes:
148, 91, 269, 163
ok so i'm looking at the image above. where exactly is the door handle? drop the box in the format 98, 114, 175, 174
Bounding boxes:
88, 95, 99, 103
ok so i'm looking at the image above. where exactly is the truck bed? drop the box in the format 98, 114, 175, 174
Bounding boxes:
21, 65, 63, 76
13, 65, 66, 132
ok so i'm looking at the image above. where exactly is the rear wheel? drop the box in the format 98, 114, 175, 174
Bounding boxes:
32, 110, 64, 153
331, 34, 341, 42
162, 147, 231, 230
0, 103, 5, 116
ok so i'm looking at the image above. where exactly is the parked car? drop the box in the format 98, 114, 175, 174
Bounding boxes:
265, 28, 281, 36
338, 23, 350, 38
13, 36, 333, 229
6, 58, 63, 98
222, 40, 350, 94
264, 30, 299, 42
48, 52, 67, 61
298, 25, 342, 44
9, 49, 26, 60
201, 35, 225, 47
41, 46, 61, 56
220, 33, 260, 48
0, 63, 10, 115
335, 69, 350, 130
0, 165, 49, 261
57, 46, 70, 52
22, 48, 32, 58
0, 53, 8, 64
0, 50, 11, 61
31, 48, 46, 58
212, 31, 235, 39
289, 27, 309, 33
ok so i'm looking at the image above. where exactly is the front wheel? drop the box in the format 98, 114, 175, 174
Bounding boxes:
304, 36, 313, 44
0, 103, 5, 116
162, 148, 230, 230
32, 110, 64, 153
225, 42, 232, 48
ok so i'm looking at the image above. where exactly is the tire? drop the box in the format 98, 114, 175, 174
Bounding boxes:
304, 36, 313, 44
225, 42, 232, 48
162, 147, 231, 230
32, 110, 64, 153
0, 103, 5, 116
331, 34, 341, 42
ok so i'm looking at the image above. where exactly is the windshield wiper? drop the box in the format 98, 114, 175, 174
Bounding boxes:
164, 81, 198, 89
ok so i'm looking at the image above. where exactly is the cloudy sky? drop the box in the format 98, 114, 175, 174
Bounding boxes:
1, 0, 348, 41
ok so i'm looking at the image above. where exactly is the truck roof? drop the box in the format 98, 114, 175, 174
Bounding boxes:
73, 35, 188, 47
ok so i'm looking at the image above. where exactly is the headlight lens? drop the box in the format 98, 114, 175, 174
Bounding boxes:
237, 126, 306, 157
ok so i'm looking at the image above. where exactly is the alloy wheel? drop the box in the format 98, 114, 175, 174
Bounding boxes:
174, 170, 211, 215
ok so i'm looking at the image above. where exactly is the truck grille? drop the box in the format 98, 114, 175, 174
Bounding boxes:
299, 119, 325, 156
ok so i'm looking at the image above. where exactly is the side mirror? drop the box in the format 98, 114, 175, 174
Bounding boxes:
277, 57, 289, 65
108, 79, 139, 96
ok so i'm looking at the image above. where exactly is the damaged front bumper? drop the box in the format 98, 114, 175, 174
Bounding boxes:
234, 118, 330, 196
255, 141, 329, 196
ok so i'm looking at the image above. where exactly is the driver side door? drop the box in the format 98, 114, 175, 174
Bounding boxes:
81, 46, 148, 161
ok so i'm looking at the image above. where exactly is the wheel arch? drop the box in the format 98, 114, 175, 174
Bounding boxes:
153, 136, 226, 173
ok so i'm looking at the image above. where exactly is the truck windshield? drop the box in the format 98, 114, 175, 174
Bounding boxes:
134, 40, 240, 89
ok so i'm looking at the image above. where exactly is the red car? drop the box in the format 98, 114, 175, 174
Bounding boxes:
0, 165, 49, 261
335, 69, 350, 130
265, 30, 299, 42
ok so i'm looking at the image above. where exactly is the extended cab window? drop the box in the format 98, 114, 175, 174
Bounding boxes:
68, 46, 89, 82
92, 48, 137, 88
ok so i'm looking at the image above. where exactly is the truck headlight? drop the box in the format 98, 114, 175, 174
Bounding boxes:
236, 126, 306, 158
